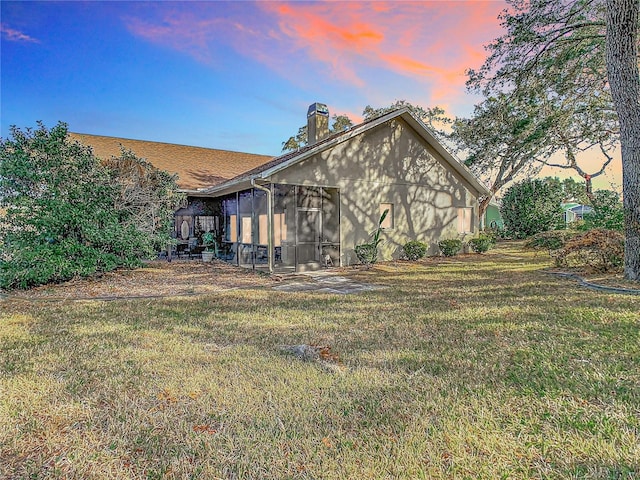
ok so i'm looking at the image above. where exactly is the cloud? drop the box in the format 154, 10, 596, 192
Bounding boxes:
1, 23, 39, 43
123, 1, 506, 109
124, 10, 227, 64
258, 1, 506, 104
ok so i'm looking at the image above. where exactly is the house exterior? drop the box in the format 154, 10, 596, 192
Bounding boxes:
483, 200, 504, 230
72, 104, 489, 273
562, 203, 593, 225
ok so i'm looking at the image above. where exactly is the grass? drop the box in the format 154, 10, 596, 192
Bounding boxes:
1, 243, 639, 479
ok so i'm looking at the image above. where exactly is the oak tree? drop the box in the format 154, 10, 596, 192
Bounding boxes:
454, 0, 640, 279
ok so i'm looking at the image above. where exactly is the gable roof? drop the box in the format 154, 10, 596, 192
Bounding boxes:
200, 108, 490, 197
68, 132, 273, 191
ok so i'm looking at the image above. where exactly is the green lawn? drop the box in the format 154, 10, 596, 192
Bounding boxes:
1, 243, 639, 479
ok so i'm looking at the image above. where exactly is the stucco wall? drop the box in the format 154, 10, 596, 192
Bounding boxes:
268, 118, 481, 264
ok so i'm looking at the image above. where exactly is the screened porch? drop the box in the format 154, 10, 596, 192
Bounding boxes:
176, 185, 340, 273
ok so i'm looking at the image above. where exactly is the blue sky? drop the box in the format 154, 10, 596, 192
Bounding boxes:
2, 1, 508, 155
0, 1, 623, 188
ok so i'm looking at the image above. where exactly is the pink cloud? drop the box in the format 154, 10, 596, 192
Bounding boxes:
123, 1, 507, 108
259, 1, 506, 103
1, 24, 39, 43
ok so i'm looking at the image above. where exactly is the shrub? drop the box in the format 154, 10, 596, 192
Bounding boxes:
500, 179, 564, 238
438, 239, 462, 257
554, 229, 624, 273
355, 209, 389, 267
0, 122, 181, 289
402, 241, 428, 260
526, 230, 576, 251
354, 243, 378, 266
480, 228, 499, 246
580, 190, 624, 232
468, 235, 492, 254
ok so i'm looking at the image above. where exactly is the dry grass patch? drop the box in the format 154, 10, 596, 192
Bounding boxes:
1, 242, 639, 478
4, 260, 275, 300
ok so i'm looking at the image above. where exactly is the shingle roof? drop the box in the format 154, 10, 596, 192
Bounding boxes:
68, 132, 274, 191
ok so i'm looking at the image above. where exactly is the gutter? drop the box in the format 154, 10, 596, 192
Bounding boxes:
251, 179, 274, 273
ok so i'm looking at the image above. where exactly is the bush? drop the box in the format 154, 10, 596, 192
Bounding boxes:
468, 235, 492, 254
355, 209, 389, 267
554, 229, 624, 272
438, 239, 462, 257
500, 179, 564, 238
402, 241, 428, 260
526, 230, 576, 251
580, 190, 624, 232
0, 122, 181, 289
354, 243, 378, 266
480, 228, 499, 246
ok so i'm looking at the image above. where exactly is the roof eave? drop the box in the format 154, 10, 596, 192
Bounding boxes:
194, 177, 254, 197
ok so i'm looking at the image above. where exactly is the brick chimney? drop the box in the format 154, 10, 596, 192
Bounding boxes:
307, 102, 329, 145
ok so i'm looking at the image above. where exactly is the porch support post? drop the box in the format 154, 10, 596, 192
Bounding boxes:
251, 179, 274, 273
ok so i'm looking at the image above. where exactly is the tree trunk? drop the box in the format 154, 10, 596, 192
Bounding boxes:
606, 0, 640, 281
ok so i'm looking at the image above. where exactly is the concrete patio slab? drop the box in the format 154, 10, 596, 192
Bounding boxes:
273, 272, 386, 295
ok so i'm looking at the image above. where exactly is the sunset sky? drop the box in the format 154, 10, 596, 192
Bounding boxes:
0, 1, 622, 188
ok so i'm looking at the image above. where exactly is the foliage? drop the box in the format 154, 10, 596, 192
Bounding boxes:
500, 179, 565, 238
438, 239, 463, 257
355, 209, 389, 266
526, 230, 577, 252
362, 100, 452, 143
354, 243, 378, 266
201, 231, 216, 252
282, 100, 452, 152
401, 240, 428, 261
479, 228, 499, 246
554, 228, 625, 272
452, 91, 552, 216
0, 122, 181, 289
455, 0, 640, 280
453, 0, 618, 216
468, 234, 493, 254
281, 114, 354, 151
580, 189, 625, 232
545, 176, 590, 204
482, 224, 507, 242
281, 125, 309, 152
102, 148, 183, 251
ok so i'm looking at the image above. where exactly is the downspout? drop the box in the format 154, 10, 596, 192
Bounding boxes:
251, 179, 273, 273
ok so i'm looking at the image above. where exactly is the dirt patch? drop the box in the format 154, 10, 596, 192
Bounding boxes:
4, 259, 276, 300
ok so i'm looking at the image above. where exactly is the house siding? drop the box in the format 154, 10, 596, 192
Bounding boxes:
268, 118, 479, 263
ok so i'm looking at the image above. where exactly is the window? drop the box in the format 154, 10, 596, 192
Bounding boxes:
222, 195, 238, 242
380, 203, 394, 229
228, 215, 238, 242
241, 216, 252, 244
457, 207, 473, 233
258, 214, 268, 245
274, 213, 287, 247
